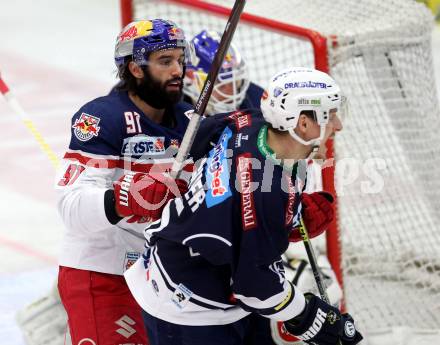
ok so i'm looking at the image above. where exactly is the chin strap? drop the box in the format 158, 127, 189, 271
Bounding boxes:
288, 123, 326, 148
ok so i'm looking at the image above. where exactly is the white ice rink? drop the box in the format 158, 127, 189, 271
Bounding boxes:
1, 1, 440, 344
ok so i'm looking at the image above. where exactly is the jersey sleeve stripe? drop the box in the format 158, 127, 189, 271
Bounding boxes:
63, 151, 194, 173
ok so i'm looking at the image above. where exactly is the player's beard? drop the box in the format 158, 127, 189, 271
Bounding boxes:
135, 68, 183, 109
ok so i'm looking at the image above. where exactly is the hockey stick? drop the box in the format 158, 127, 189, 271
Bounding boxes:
295, 159, 330, 302
170, 0, 246, 178
295, 159, 343, 345
0, 74, 60, 169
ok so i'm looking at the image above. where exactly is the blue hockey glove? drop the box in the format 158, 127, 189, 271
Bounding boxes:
284, 293, 363, 345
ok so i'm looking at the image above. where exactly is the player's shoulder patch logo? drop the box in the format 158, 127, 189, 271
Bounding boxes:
228, 111, 251, 131
72, 113, 101, 142
124, 251, 140, 272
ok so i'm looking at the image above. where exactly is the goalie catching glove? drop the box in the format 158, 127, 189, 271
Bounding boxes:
284, 293, 363, 345
289, 191, 334, 242
114, 172, 188, 222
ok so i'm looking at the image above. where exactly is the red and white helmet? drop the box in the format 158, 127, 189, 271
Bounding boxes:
261, 67, 342, 146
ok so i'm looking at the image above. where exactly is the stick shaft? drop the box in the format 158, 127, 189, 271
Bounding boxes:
0, 75, 60, 169
296, 159, 343, 345
171, 0, 246, 178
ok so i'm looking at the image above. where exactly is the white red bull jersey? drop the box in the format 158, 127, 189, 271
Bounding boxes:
55, 89, 193, 275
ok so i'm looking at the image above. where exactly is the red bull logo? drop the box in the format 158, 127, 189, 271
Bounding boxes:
72, 113, 101, 142
118, 21, 154, 43
222, 52, 236, 69
154, 138, 164, 151
170, 139, 180, 149
168, 27, 184, 40
119, 25, 138, 42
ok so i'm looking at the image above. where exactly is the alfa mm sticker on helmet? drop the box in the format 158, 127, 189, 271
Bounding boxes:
72, 113, 101, 142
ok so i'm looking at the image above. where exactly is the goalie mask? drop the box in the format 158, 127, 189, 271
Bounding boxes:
260, 67, 343, 146
114, 19, 187, 69
184, 30, 250, 115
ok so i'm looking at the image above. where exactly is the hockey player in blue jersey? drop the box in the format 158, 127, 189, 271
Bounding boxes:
54, 19, 193, 345
182, 30, 343, 345
183, 30, 264, 115
125, 67, 363, 345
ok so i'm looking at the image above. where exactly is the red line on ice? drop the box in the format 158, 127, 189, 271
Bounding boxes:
0, 234, 57, 265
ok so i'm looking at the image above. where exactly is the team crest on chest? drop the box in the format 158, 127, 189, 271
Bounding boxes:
124, 252, 140, 271
170, 139, 180, 149
72, 113, 101, 141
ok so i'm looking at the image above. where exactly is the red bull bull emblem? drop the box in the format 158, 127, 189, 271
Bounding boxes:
168, 27, 184, 40
72, 113, 101, 142
170, 139, 180, 149
222, 52, 236, 69
154, 138, 165, 151
119, 25, 138, 43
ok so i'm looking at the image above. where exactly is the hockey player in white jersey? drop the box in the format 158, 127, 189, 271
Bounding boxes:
30, 19, 190, 345
125, 67, 363, 345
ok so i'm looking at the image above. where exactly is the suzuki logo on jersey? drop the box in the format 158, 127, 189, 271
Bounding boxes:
237, 153, 257, 230
205, 127, 232, 208
115, 315, 137, 339
72, 113, 101, 142
121, 135, 166, 155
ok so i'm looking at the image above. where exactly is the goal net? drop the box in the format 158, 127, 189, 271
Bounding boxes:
120, 0, 440, 338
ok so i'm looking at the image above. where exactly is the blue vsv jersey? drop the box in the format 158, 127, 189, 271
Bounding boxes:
125, 110, 307, 326
56, 88, 194, 276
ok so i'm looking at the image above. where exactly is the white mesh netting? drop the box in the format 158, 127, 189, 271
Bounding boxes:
127, 0, 440, 338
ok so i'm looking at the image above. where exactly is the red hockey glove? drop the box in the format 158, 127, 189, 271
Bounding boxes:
289, 191, 334, 242
113, 172, 188, 222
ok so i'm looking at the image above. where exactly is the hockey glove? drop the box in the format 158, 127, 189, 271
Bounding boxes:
284, 294, 363, 345
114, 172, 188, 222
289, 191, 334, 242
